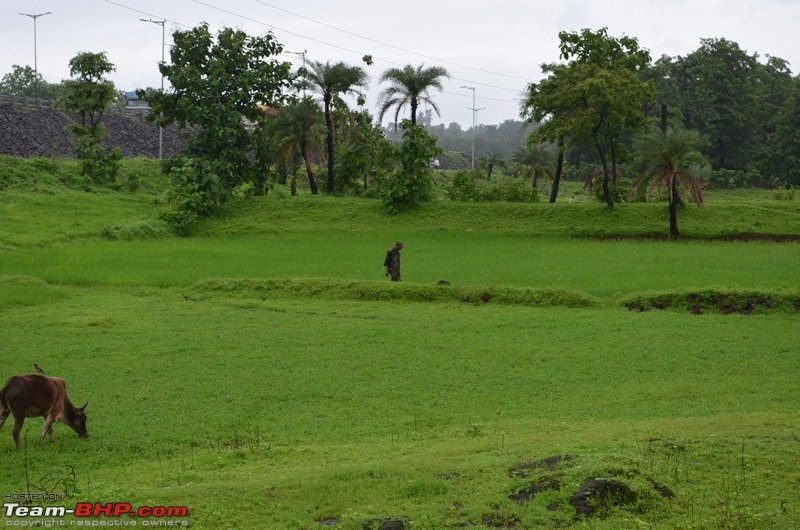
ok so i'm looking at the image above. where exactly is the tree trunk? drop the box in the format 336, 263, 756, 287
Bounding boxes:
324, 97, 335, 193
596, 142, 614, 209
549, 136, 565, 203
301, 140, 318, 195
669, 176, 680, 239
611, 147, 618, 186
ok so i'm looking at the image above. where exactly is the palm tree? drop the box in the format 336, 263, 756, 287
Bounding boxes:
478, 152, 504, 179
303, 60, 368, 193
629, 128, 707, 238
510, 144, 555, 190
269, 97, 323, 195
377, 64, 450, 127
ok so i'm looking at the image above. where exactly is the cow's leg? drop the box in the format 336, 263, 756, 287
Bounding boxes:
11, 412, 26, 450
39, 416, 56, 446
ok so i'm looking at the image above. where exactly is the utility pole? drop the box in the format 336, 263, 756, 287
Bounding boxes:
141, 18, 166, 159
19, 12, 51, 99
288, 50, 307, 96
460, 85, 485, 169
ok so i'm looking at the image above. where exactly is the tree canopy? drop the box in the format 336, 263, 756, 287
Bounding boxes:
143, 23, 294, 210
377, 64, 450, 127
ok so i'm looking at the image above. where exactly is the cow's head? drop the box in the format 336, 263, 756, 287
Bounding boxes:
70, 401, 89, 438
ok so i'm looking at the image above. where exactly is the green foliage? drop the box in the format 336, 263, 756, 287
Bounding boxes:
57, 52, 121, 184
623, 288, 800, 314
708, 168, 771, 189
302, 60, 369, 193
669, 38, 764, 171
101, 218, 172, 240
68, 126, 122, 185
444, 169, 481, 201
58, 52, 117, 128
629, 128, 707, 204
0, 64, 62, 99
191, 277, 596, 309
143, 24, 294, 209
334, 110, 393, 194
522, 28, 655, 207
380, 120, 440, 213
158, 158, 219, 236
267, 96, 324, 194
593, 177, 629, 203
766, 77, 800, 186
377, 63, 450, 126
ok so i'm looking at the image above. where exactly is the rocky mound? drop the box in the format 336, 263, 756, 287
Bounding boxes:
0, 104, 185, 158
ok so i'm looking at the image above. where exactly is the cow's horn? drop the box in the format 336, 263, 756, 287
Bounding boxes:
80, 400, 88, 411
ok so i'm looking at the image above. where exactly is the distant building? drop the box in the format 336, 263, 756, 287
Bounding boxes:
124, 91, 150, 119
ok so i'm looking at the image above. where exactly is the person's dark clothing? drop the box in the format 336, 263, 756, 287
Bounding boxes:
384, 248, 401, 281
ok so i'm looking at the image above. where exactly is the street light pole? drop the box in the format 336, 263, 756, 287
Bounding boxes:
19, 12, 51, 99
141, 18, 166, 159
460, 85, 485, 170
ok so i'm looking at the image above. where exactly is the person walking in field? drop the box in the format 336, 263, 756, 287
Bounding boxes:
384, 241, 404, 281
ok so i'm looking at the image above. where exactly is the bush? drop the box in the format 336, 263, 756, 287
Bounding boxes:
101, 219, 172, 240
380, 121, 439, 214
484, 176, 538, 203
593, 177, 630, 203
443, 171, 538, 203
707, 168, 772, 189
159, 158, 217, 236
444, 170, 482, 201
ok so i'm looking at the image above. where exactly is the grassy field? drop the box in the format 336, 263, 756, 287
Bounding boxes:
1, 157, 799, 528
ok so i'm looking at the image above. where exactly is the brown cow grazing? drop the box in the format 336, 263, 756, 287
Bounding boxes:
0, 374, 88, 450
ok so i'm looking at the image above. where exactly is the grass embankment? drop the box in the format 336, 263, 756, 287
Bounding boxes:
1, 156, 799, 528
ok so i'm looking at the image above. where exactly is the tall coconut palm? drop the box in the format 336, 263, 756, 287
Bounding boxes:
629, 128, 707, 238
303, 60, 368, 193
377, 64, 450, 127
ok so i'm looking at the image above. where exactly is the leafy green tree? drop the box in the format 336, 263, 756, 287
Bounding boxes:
268, 96, 324, 195
381, 120, 440, 213
57, 52, 121, 184
670, 38, 761, 170
522, 28, 654, 208
334, 110, 392, 194
302, 60, 368, 194
377, 64, 450, 127
629, 128, 707, 238
766, 77, 800, 186
144, 24, 294, 213
0, 65, 62, 99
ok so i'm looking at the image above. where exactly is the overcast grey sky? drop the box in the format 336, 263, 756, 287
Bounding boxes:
3, 0, 798, 128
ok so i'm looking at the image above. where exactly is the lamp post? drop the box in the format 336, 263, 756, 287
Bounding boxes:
140, 18, 166, 159
19, 12, 51, 99
460, 85, 485, 170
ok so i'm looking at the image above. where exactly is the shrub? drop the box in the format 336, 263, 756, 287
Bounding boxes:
101, 219, 172, 240
380, 121, 439, 214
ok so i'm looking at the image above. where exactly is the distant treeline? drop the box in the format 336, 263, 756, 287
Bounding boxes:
3, 36, 798, 187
